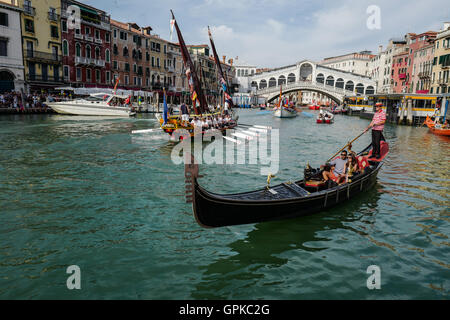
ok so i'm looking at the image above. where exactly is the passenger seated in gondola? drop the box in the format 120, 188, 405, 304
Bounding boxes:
329, 150, 348, 182
344, 154, 360, 183
322, 164, 340, 187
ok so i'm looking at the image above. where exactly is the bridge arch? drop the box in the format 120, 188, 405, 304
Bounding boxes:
316, 73, 324, 84
259, 79, 267, 89
365, 85, 375, 94
355, 83, 365, 94
287, 73, 296, 83
266, 86, 342, 105
268, 77, 277, 87
326, 75, 335, 87
345, 80, 354, 92
251, 81, 258, 88
335, 78, 344, 89
299, 62, 313, 81
278, 75, 286, 86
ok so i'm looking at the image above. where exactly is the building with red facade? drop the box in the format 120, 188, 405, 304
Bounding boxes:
391, 50, 410, 93
407, 31, 437, 93
61, 0, 111, 88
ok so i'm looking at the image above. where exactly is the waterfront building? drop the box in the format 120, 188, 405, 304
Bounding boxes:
18, 0, 63, 92
368, 46, 387, 93
430, 22, 450, 95
61, 0, 111, 88
379, 38, 408, 93
0, 0, 25, 92
187, 44, 236, 105
391, 50, 410, 93
408, 31, 436, 94
111, 19, 172, 93
233, 57, 257, 93
319, 51, 375, 77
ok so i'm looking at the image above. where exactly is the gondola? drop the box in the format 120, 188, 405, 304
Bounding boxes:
185, 141, 389, 228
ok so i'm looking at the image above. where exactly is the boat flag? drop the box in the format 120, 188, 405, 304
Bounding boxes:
163, 88, 168, 125
170, 19, 175, 41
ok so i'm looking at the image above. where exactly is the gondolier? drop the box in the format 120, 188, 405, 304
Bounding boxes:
365, 102, 386, 159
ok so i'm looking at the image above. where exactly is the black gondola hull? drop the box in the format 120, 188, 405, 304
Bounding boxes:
192, 163, 382, 228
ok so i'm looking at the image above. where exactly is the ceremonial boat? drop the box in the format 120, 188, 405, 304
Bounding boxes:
185, 142, 389, 228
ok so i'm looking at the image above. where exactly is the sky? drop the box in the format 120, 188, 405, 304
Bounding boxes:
80, 0, 450, 68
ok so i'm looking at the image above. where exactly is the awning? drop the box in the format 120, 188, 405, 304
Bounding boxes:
76, 5, 99, 16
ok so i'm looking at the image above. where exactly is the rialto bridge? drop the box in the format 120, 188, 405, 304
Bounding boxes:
246, 60, 376, 104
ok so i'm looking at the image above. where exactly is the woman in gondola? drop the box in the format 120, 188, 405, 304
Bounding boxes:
345, 154, 360, 183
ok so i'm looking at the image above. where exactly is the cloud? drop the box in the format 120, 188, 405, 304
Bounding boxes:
82, 0, 450, 68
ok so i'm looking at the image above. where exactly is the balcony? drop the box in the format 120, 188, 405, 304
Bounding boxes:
95, 38, 103, 44
418, 72, 431, 78
94, 59, 105, 67
48, 12, 59, 21
26, 74, 62, 83
75, 56, 87, 65
85, 36, 93, 42
399, 73, 406, 79
167, 66, 175, 73
25, 50, 61, 63
23, 5, 35, 16
74, 33, 83, 40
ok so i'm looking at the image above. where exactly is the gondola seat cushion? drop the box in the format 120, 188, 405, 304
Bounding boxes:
357, 156, 370, 171
305, 180, 325, 187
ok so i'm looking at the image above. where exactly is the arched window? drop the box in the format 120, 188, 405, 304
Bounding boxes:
123, 47, 128, 57
105, 49, 110, 63
365, 86, 375, 95
63, 40, 69, 56
326, 76, 334, 87
345, 81, 354, 92
335, 78, 344, 89
268, 77, 276, 87
95, 47, 100, 60
75, 43, 81, 57
287, 73, 296, 83
86, 45, 91, 59
259, 79, 267, 89
355, 83, 364, 94
316, 73, 324, 84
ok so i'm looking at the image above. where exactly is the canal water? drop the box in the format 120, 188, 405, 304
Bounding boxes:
0, 110, 448, 299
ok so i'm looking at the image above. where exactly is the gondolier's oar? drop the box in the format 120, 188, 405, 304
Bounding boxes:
132, 128, 161, 134
327, 130, 367, 162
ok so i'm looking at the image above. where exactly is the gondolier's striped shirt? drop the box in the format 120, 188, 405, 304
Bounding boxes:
372, 110, 386, 131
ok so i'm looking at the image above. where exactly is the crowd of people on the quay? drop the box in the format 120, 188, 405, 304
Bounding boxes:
0, 91, 60, 111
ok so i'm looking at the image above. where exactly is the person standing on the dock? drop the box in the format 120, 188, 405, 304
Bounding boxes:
365, 102, 386, 159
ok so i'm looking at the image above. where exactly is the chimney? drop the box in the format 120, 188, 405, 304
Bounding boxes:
222, 55, 226, 63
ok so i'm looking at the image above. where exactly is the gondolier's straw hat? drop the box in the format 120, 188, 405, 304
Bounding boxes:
375, 102, 383, 106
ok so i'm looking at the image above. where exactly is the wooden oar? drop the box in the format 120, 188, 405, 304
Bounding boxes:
132, 128, 161, 134
327, 130, 367, 162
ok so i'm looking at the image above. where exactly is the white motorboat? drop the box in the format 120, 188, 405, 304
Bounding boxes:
47, 93, 136, 117
273, 107, 297, 118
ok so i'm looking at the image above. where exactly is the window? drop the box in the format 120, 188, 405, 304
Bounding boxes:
62, 20, 67, 32
120, 31, 127, 40
76, 67, 81, 81
113, 44, 118, 55
51, 25, 58, 38
62, 40, 68, 56
96, 69, 100, 83
105, 49, 110, 62
0, 39, 7, 56
113, 29, 117, 38
25, 19, 34, 33
151, 56, 155, 67
0, 12, 8, 27
86, 69, 91, 82
125, 75, 129, 85
106, 71, 110, 83
157, 57, 160, 67
95, 30, 100, 39
123, 47, 128, 57
75, 43, 81, 57
64, 65, 69, 79
113, 61, 118, 70
86, 45, 91, 58
105, 33, 110, 43
125, 63, 130, 72
151, 42, 160, 52
85, 27, 90, 35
